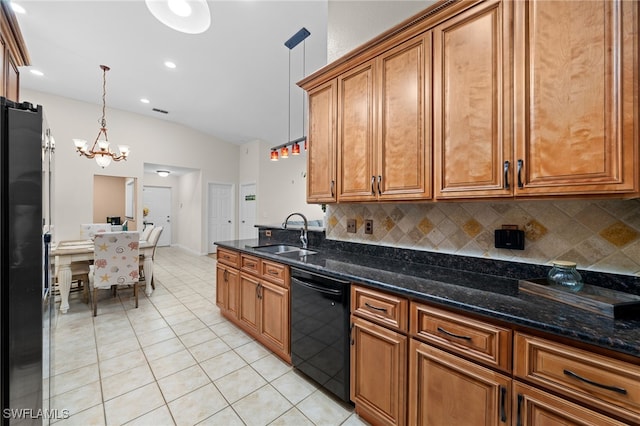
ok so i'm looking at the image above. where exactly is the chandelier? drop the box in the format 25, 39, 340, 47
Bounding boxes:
73, 65, 129, 168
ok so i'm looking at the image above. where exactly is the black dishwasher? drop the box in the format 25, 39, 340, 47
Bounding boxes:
290, 268, 351, 403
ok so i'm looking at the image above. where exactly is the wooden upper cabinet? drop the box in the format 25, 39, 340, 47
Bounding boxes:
377, 34, 431, 201
338, 60, 376, 201
434, 0, 512, 199
0, 3, 29, 102
338, 34, 431, 202
514, 0, 639, 197
307, 80, 337, 203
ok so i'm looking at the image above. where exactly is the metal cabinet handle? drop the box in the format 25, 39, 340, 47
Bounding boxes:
437, 326, 472, 341
223, 269, 228, 282
377, 175, 382, 195
516, 394, 523, 426
330, 180, 335, 197
504, 161, 510, 189
246, 262, 256, 268
371, 176, 376, 195
563, 369, 627, 395
517, 159, 524, 188
364, 302, 388, 313
499, 385, 507, 422
268, 270, 279, 276
350, 322, 355, 346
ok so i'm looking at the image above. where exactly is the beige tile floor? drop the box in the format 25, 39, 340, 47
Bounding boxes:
49, 247, 367, 426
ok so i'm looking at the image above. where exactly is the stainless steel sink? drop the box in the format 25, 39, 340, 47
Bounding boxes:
252, 244, 317, 256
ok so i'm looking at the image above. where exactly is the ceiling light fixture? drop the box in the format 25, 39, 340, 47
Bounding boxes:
157, 170, 171, 177
73, 65, 129, 168
270, 27, 310, 160
164, 61, 177, 69
140, 98, 150, 104
145, 0, 211, 34
10, 2, 25, 14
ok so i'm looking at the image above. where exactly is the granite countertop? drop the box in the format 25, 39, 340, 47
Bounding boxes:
216, 239, 640, 359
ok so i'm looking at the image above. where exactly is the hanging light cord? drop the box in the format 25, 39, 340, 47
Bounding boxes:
302, 39, 306, 138
99, 65, 110, 131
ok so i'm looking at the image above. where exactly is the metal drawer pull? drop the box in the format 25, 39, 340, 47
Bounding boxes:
364, 302, 388, 313
503, 161, 510, 189
516, 394, 523, 426
517, 159, 524, 188
437, 326, 472, 341
563, 369, 627, 395
246, 262, 256, 268
371, 176, 376, 195
330, 179, 335, 197
377, 175, 382, 195
268, 270, 279, 276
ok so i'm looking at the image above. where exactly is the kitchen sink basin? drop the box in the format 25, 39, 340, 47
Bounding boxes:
252, 244, 317, 256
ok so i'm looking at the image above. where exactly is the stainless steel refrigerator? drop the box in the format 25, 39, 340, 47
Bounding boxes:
0, 97, 54, 425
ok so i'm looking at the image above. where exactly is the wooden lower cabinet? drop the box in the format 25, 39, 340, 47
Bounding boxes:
215, 264, 239, 319
513, 382, 628, 426
238, 271, 290, 362
350, 315, 407, 426
409, 339, 511, 425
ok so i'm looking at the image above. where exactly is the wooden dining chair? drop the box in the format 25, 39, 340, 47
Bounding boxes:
89, 231, 140, 316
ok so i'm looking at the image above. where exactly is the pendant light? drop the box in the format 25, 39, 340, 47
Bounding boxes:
73, 65, 130, 168
270, 27, 310, 160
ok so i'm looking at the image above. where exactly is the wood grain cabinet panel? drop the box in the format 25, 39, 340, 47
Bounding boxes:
350, 315, 407, 426
238, 272, 260, 336
259, 280, 290, 357
434, 0, 512, 199
352, 285, 408, 332
514, 332, 640, 424
338, 61, 377, 201
411, 302, 512, 372
337, 34, 431, 202
514, 0, 639, 196
215, 264, 239, 319
307, 80, 337, 203
409, 339, 511, 426
513, 382, 628, 426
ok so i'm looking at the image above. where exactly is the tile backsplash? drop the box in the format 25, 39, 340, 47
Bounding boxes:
325, 199, 640, 276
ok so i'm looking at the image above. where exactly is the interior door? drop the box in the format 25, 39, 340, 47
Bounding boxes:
239, 183, 257, 240
142, 186, 172, 246
208, 183, 234, 253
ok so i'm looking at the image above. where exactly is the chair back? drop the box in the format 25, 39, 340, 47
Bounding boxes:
80, 223, 112, 239
147, 226, 164, 258
140, 224, 154, 241
93, 231, 140, 289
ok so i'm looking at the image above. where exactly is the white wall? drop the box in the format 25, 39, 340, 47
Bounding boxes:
23, 89, 239, 254
327, 1, 434, 62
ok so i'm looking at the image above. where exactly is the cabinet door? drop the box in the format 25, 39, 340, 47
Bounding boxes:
338, 61, 377, 201
6, 53, 18, 102
259, 280, 290, 362
514, 0, 638, 196
409, 339, 511, 426
434, 0, 513, 199
215, 264, 227, 310
226, 267, 239, 319
378, 34, 431, 200
307, 80, 337, 203
238, 273, 260, 335
513, 382, 628, 426
351, 316, 407, 426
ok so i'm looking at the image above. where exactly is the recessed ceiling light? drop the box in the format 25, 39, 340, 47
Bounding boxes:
164, 61, 176, 69
140, 98, 150, 104
29, 69, 44, 76
145, 0, 210, 34
11, 2, 26, 14
157, 170, 171, 177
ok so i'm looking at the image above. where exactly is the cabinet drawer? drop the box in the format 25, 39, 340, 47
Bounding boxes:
217, 248, 239, 268
514, 333, 640, 423
410, 302, 511, 371
351, 285, 408, 332
240, 254, 260, 275
260, 260, 289, 287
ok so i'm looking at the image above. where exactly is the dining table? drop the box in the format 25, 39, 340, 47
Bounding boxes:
52, 239, 155, 313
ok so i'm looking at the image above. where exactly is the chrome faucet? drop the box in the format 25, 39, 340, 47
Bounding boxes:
283, 212, 308, 249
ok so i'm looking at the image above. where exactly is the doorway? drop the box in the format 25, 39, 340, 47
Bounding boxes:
208, 183, 234, 253
142, 186, 172, 246
239, 183, 257, 240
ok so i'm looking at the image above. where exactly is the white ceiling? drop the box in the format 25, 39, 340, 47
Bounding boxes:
14, 0, 329, 147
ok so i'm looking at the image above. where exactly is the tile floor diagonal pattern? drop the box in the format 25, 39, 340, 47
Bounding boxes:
50, 247, 367, 426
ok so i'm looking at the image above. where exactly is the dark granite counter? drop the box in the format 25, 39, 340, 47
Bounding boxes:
215, 238, 640, 359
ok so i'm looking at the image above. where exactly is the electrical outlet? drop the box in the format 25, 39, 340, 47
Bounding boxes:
347, 219, 356, 233
364, 219, 373, 234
